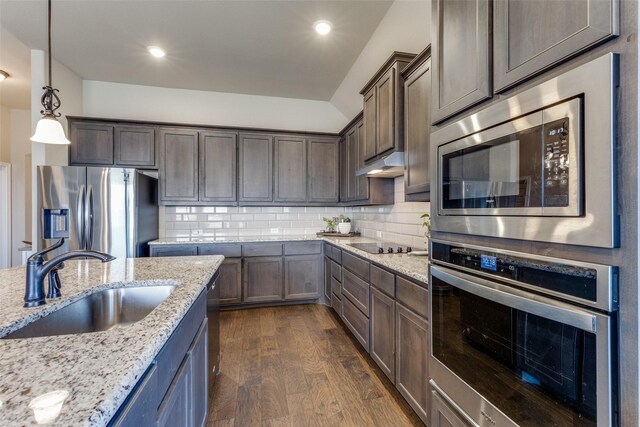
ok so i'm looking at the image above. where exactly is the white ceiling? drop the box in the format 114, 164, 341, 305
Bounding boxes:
0, 0, 393, 101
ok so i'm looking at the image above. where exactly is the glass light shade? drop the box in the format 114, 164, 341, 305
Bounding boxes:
30, 117, 70, 145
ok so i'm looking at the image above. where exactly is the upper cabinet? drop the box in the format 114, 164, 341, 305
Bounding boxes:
274, 136, 307, 203
360, 52, 415, 162
239, 133, 274, 203
199, 130, 238, 203
402, 47, 432, 201
308, 137, 340, 204
493, 0, 619, 92
431, 0, 492, 124
159, 128, 200, 203
69, 119, 157, 168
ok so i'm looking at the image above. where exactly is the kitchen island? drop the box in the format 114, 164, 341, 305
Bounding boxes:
0, 255, 223, 426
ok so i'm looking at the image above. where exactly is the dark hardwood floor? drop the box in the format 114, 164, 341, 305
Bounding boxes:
208, 304, 425, 427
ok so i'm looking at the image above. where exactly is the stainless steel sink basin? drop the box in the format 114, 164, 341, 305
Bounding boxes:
2, 285, 176, 339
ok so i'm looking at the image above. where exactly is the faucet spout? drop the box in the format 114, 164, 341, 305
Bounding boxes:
24, 240, 116, 308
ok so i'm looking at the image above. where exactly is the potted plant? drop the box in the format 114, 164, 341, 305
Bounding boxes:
421, 213, 431, 249
322, 216, 337, 233
338, 214, 352, 234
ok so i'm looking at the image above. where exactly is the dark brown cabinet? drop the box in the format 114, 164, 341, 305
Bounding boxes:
360, 52, 415, 160
149, 245, 198, 257
115, 125, 156, 167
396, 302, 429, 424
159, 128, 199, 203
402, 48, 432, 201
308, 137, 340, 203
239, 133, 273, 202
431, 390, 470, 427
216, 258, 242, 305
344, 127, 357, 201
431, 0, 492, 124
494, 0, 618, 92
243, 256, 283, 303
284, 254, 321, 300
274, 136, 307, 203
324, 256, 332, 302
355, 120, 369, 200
199, 131, 237, 203
370, 287, 396, 383
69, 121, 115, 165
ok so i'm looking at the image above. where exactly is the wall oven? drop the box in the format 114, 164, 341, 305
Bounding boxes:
430, 53, 618, 248
429, 240, 618, 427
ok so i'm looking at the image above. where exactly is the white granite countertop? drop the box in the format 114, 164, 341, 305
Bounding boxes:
149, 235, 429, 284
0, 256, 223, 427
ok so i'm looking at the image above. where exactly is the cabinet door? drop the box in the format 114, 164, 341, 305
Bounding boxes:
284, 254, 321, 300
376, 67, 396, 155
114, 125, 156, 167
324, 256, 332, 301
308, 138, 339, 203
396, 303, 429, 424
494, 0, 618, 92
189, 319, 208, 427
159, 128, 199, 203
432, 0, 491, 124
200, 131, 237, 203
370, 287, 395, 383
69, 122, 114, 165
216, 258, 242, 305
340, 137, 348, 202
274, 136, 307, 203
239, 133, 273, 202
243, 257, 283, 303
109, 363, 158, 427
150, 246, 198, 257
156, 352, 192, 427
345, 127, 357, 201
431, 390, 470, 427
363, 87, 377, 160
355, 120, 369, 200
404, 59, 432, 198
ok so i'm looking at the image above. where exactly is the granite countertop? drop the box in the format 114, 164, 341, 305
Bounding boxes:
150, 235, 429, 284
0, 256, 223, 427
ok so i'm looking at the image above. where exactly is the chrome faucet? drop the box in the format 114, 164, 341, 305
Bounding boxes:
24, 238, 116, 308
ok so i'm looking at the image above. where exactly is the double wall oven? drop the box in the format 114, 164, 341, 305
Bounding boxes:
429, 241, 618, 427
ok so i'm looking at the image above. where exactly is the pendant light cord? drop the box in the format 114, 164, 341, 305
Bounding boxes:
48, 0, 52, 87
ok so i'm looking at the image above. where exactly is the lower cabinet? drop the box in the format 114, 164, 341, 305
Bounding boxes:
341, 296, 370, 351
217, 258, 242, 305
284, 254, 321, 300
431, 389, 470, 427
324, 256, 332, 301
149, 245, 198, 257
396, 302, 429, 424
370, 287, 396, 382
243, 257, 284, 303
109, 290, 208, 427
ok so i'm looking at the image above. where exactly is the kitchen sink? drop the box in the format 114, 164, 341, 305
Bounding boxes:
2, 285, 176, 339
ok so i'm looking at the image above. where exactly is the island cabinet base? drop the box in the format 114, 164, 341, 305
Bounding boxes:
109, 289, 208, 427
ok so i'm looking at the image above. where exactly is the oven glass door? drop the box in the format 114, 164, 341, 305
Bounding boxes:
430, 265, 615, 427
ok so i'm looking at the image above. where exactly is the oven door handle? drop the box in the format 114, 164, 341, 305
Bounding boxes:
431, 265, 599, 332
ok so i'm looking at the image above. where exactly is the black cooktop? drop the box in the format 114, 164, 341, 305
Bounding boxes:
349, 242, 413, 254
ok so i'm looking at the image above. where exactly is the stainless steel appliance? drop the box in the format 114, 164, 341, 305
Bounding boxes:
431, 53, 618, 248
429, 240, 618, 427
37, 166, 159, 258
349, 241, 413, 254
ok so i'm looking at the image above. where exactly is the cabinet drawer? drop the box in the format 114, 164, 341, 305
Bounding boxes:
396, 276, 428, 318
285, 241, 322, 255
342, 296, 370, 351
326, 244, 342, 263
331, 292, 342, 316
198, 244, 242, 257
342, 269, 370, 316
242, 243, 283, 257
342, 252, 370, 281
370, 264, 395, 297
150, 246, 198, 257
331, 276, 342, 296
330, 260, 342, 281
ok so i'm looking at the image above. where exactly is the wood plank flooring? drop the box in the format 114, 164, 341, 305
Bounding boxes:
208, 304, 425, 427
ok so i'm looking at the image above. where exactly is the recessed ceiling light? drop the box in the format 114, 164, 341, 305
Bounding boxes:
314, 20, 332, 36
0, 70, 9, 82
147, 46, 166, 58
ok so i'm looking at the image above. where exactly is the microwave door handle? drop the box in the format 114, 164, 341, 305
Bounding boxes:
430, 265, 598, 333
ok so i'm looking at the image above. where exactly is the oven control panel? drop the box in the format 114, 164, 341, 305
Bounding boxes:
543, 118, 570, 207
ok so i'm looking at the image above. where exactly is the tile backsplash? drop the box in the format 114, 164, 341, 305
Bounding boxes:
160, 177, 429, 247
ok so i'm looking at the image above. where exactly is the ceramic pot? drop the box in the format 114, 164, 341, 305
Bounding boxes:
338, 223, 352, 234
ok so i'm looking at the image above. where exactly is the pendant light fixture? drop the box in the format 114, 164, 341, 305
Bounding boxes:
30, 0, 70, 145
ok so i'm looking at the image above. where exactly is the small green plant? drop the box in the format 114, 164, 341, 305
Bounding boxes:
322, 216, 337, 232
339, 214, 351, 223
420, 213, 431, 235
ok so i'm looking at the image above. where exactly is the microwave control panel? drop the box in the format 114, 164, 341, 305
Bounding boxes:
543, 118, 570, 207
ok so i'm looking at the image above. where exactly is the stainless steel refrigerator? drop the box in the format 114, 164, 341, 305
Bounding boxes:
37, 166, 159, 258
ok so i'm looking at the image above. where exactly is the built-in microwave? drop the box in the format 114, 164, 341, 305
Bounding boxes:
431, 53, 618, 248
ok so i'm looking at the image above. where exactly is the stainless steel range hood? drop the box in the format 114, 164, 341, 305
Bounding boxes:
356, 151, 405, 177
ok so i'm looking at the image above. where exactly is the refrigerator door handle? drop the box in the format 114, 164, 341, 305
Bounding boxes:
85, 185, 94, 250
77, 185, 86, 249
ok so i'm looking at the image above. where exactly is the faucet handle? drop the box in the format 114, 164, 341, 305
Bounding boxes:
47, 264, 63, 299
